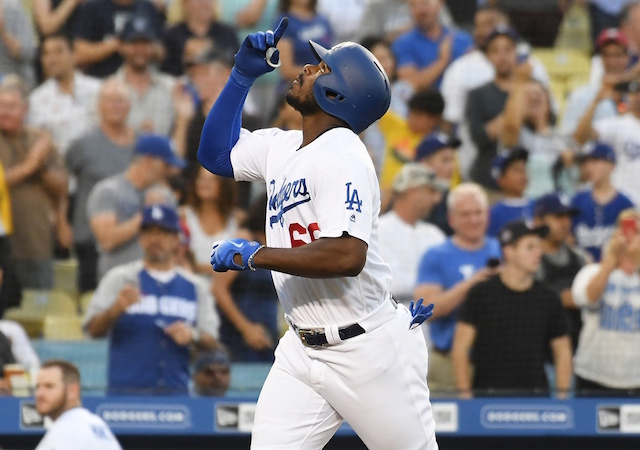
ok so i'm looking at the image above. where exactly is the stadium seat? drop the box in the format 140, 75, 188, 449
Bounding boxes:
531, 48, 591, 82
53, 258, 79, 299
43, 315, 84, 340
79, 291, 94, 315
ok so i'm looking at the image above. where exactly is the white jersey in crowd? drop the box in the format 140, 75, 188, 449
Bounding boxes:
378, 210, 445, 303
230, 127, 393, 327
593, 114, 640, 205
572, 263, 640, 388
35, 407, 122, 450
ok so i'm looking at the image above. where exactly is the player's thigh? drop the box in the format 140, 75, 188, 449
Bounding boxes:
251, 332, 343, 450
323, 306, 438, 450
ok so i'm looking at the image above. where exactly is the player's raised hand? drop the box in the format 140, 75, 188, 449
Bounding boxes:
408, 298, 435, 330
234, 16, 288, 79
210, 238, 263, 272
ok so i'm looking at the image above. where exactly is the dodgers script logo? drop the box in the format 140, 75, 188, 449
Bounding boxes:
268, 177, 311, 227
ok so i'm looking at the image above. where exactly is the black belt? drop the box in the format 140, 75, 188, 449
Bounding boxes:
296, 323, 365, 347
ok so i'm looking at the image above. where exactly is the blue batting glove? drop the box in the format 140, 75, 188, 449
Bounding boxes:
210, 239, 261, 272
234, 17, 288, 80
409, 298, 435, 330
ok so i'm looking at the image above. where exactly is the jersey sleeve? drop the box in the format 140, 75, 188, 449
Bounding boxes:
571, 263, 602, 307
312, 158, 378, 245
229, 128, 288, 183
416, 247, 444, 286
85, 182, 116, 219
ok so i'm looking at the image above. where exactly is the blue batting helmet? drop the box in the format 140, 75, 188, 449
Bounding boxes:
308, 40, 391, 134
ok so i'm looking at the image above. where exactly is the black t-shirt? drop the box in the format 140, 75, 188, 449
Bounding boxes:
74, 0, 163, 78
160, 22, 239, 76
458, 274, 569, 394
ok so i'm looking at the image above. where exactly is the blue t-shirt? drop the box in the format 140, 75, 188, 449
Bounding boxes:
273, 13, 333, 67
487, 198, 535, 237
108, 270, 200, 394
391, 26, 473, 88
416, 237, 501, 351
571, 189, 634, 261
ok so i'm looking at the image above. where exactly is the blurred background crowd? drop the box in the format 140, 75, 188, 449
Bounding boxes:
0, 0, 640, 399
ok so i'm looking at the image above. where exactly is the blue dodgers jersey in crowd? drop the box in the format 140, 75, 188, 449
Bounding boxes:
108, 270, 199, 394
416, 237, 501, 351
273, 13, 333, 67
571, 189, 634, 261
487, 199, 535, 237
391, 26, 473, 88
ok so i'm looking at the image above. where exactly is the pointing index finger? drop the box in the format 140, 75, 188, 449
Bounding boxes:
274, 17, 289, 44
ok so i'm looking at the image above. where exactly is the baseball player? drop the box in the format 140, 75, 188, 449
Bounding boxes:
198, 17, 438, 450
35, 360, 122, 450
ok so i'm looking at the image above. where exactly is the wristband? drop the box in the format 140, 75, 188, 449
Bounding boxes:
247, 245, 265, 272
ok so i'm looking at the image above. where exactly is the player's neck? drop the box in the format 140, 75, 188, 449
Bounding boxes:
300, 114, 347, 148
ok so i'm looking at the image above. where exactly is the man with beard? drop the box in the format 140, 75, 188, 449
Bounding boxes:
114, 15, 176, 136
83, 204, 219, 394
35, 360, 122, 449
197, 17, 438, 450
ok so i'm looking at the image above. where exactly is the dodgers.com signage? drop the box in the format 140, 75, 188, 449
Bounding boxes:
480, 404, 574, 430
97, 403, 191, 429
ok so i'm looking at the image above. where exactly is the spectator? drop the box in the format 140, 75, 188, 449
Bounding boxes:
501, 66, 574, 197
191, 349, 231, 396
573, 75, 640, 205
317, 0, 367, 43
0, 158, 21, 314
33, 0, 84, 39
114, 15, 176, 136
440, 7, 550, 179
161, 0, 239, 77
217, 0, 277, 35
0, 76, 68, 289
74, 0, 163, 78
571, 209, 640, 396
84, 204, 219, 394
465, 25, 517, 189
181, 166, 239, 284
414, 131, 460, 236
452, 220, 572, 397
87, 134, 182, 281
534, 193, 587, 353
494, 0, 563, 47
0, 0, 37, 88
35, 360, 122, 449
355, 0, 412, 43
414, 183, 501, 393
360, 37, 414, 176
378, 88, 445, 208
561, 29, 628, 135
273, 0, 333, 83
487, 147, 534, 237
378, 163, 446, 308
28, 34, 102, 160
0, 319, 40, 384
571, 141, 634, 262
392, 0, 473, 91
172, 49, 233, 174
212, 196, 279, 362
0, 329, 15, 394
65, 78, 136, 293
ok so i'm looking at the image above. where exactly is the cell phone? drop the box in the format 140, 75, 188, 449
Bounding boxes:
614, 81, 632, 92
516, 42, 530, 64
621, 216, 638, 239
486, 257, 500, 269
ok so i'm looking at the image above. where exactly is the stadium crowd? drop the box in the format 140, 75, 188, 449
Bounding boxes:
0, 0, 640, 399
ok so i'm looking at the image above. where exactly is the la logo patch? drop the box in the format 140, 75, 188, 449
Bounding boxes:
345, 182, 362, 212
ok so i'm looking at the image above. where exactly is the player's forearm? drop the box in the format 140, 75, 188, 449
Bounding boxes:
250, 235, 367, 278
197, 68, 252, 177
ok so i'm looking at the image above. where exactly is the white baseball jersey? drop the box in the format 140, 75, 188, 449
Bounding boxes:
593, 114, 640, 205
231, 126, 393, 327
35, 407, 122, 450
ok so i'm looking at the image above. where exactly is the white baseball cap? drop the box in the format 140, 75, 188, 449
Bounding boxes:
392, 163, 449, 193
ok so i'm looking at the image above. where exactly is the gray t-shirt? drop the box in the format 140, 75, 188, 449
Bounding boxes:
65, 128, 135, 243
82, 260, 220, 339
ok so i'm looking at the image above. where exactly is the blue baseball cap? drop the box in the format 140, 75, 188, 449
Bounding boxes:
499, 220, 548, 247
534, 194, 580, 218
491, 147, 528, 180
141, 203, 180, 232
414, 132, 461, 162
483, 25, 520, 50
581, 141, 616, 164
119, 15, 157, 42
194, 350, 230, 372
135, 134, 185, 168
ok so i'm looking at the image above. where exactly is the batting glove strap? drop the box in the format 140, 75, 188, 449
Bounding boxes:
210, 239, 262, 272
